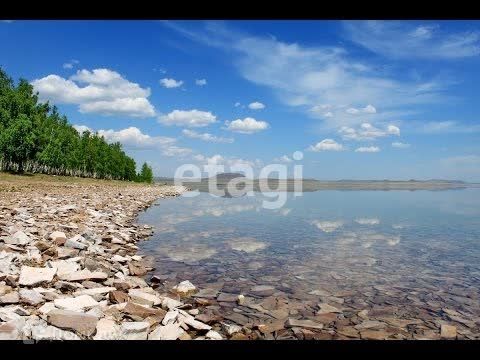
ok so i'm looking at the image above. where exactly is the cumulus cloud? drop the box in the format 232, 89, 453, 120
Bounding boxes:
224, 117, 269, 134
160, 78, 184, 88
343, 21, 480, 59
339, 123, 400, 141
355, 146, 380, 153
346, 104, 377, 115
73, 125, 192, 157
31, 68, 155, 118
392, 141, 410, 149
248, 101, 265, 110
194, 153, 262, 176
308, 139, 345, 152
63, 59, 80, 69
158, 109, 217, 127
182, 129, 233, 143
195, 79, 207, 86
234, 102, 241, 107
355, 218, 380, 225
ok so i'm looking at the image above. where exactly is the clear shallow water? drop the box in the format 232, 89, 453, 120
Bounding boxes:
138, 189, 480, 339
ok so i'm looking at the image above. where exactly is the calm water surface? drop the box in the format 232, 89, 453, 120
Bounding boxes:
138, 189, 480, 339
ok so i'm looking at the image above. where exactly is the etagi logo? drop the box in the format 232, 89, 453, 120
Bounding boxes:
174, 151, 304, 210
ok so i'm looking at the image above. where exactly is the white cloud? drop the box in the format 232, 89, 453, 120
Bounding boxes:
339, 123, 400, 141
392, 141, 410, 149
343, 21, 480, 59
194, 153, 262, 176
324, 111, 333, 118
164, 21, 452, 130
355, 146, 380, 153
160, 78, 184, 88
72, 125, 192, 158
234, 102, 241, 107
308, 139, 345, 152
224, 117, 269, 134
31, 68, 155, 118
248, 101, 265, 110
416, 121, 480, 134
182, 129, 233, 143
346, 104, 377, 115
274, 155, 292, 163
195, 79, 207, 86
158, 109, 217, 127
310, 220, 344, 233
355, 218, 380, 225
63, 59, 79, 69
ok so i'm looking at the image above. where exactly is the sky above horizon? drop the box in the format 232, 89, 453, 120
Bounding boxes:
1, 20, 480, 181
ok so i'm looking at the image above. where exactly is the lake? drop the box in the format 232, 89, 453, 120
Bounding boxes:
137, 189, 480, 339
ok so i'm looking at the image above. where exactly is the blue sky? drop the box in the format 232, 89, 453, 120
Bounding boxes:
1, 20, 480, 181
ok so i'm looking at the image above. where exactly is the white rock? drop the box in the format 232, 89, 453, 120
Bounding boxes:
0, 320, 21, 340
62, 269, 108, 282
73, 287, 116, 297
38, 302, 57, 315
128, 289, 161, 306
49, 231, 66, 242
65, 235, 88, 250
221, 322, 242, 336
172, 280, 197, 295
161, 309, 179, 325
50, 260, 80, 280
111, 255, 128, 263
31, 324, 81, 340
93, 318, 122, 340
148, 323, 185, 340
205, 330, 223, 340
121, 321, 150, 340
161, 297, 183, 310
19, 288, 45, 305
4, 231, 31, 246
54, 295, 99, 312
179, 312, 211, 331
19, 266, 57, 286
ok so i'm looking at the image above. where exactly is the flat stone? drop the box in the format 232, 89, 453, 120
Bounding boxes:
162, 309, 179, 325
222, 322, 242, 336
250, 285, 275, 296
285, 318, 323, 330
317, 303, 342, 314
74, 287, 116, 297
148, 323, 185, 340
31, 324, 81, 340
47, 309, 98, 337
93, 318, 123, 340
49, 231, 67, 243
161, 297, 183, 310
172, 280, 197, 296
360, 329, 388, 340
123, 302, 166, 320
63, 269, 108, 282
441, 324, 457, 339
54, 295, 99, 312
57, 247, 78, 259
65, 236, 88, 250
19, 288, 45, 305
205, 330, 223, 340
354, 320, 386, 330
121, 321, 150, 340
51, 260, 81, 280
109, 290, 129, 304
128, 288, 161, 306
0, 291, 19, 304
128, 262, 147, 276
38, 302, 57, 315
179, 313, 212, 331
0, 321, 21, 340
4, 231, 31, 246
217, 292, 238, 302
193, 288, 219, 299
19, 266, 57, 286
337, 326, 361, 338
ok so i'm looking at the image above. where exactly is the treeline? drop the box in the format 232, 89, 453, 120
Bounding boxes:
0, 67, 153, 183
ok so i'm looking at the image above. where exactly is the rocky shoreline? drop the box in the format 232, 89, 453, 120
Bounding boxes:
0, 177, 229, 340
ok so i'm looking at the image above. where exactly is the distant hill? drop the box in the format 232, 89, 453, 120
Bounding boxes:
208, 173, 246, 180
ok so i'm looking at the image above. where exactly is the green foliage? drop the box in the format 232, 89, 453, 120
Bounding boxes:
0, 67, 149, 182
136, 162, 153, 184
